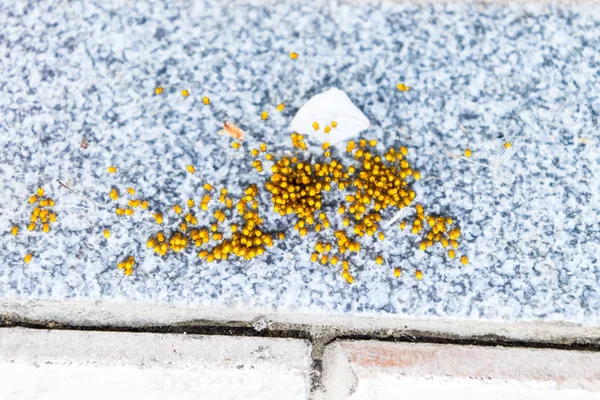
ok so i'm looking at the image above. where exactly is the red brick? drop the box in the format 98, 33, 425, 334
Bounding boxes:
322, 341, 600, 400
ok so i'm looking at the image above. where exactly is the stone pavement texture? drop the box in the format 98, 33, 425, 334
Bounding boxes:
1, 0, 599, 335
0, 328, 311, 400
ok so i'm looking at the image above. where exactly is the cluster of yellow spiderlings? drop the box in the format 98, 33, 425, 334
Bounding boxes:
290, 133, 308, 151
25, 187, 57, 234
397, 83, 410, 92
117, 256, 135, 276
200, 204, 277, 262
266, 138, 422, 283
10, 187, 56, 264
410, 204, 466, 264
247, 133, 467, 283
343, 141, 420, 236
215, 184, 278, 261
251, 159, 263, 172
168, 231, 188, 253
265, 156, 334, 237
147, 231, 169, 256
144, 179, 283, 263
111, 186, 149, 217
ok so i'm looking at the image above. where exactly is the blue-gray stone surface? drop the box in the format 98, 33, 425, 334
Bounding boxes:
1, 0, 599, 324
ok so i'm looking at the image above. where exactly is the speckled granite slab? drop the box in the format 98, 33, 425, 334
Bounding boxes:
1, 0, 599, 326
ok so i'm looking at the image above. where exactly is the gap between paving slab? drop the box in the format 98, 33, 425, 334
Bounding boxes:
2, 298, 600, 347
